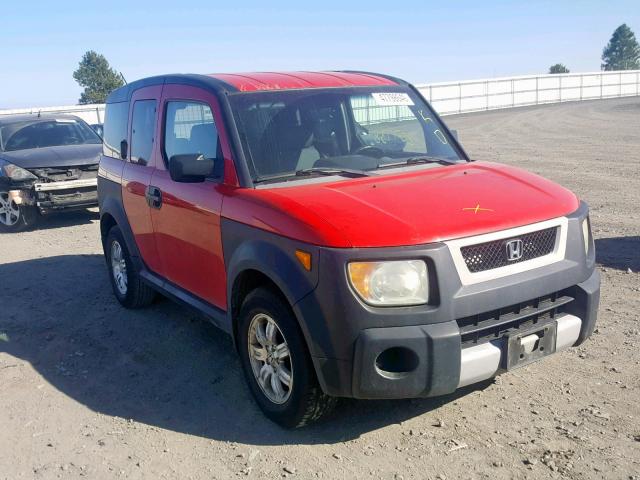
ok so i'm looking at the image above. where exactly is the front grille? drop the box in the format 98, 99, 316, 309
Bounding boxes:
461, 227, 558, 273
457, 291, 573, 346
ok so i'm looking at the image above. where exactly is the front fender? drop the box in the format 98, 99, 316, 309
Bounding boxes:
223, 218, 320, 307
222, 218, 322, 351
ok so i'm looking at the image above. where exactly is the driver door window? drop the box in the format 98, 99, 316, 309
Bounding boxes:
164, 101, 222, 178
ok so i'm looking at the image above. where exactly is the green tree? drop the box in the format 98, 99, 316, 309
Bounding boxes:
72, 51, 124, 104
601, 24, 640, 71
549, 63, 570, 74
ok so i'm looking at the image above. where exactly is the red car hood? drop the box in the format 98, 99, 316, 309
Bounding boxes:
232, 162, 579, 248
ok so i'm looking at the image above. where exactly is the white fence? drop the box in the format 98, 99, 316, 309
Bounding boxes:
416, 70, 640, 115
1, 70, 639, 124
0, 104, 105, 124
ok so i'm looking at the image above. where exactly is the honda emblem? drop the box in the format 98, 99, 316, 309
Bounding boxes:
505, 239, 524, 261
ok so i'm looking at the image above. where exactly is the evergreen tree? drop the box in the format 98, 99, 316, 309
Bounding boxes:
73, 51, 124, 104
549, 64, 570, 74
601, 24, 640, 71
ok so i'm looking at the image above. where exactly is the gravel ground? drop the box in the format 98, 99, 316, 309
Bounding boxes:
1, 97, 639, 480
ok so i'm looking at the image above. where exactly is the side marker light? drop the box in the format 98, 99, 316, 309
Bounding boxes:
295, 250, 312, 271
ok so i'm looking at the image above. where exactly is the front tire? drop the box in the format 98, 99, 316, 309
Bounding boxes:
0, 192, 38, 232
105, 226, 156, 308
238, 287, 337, 428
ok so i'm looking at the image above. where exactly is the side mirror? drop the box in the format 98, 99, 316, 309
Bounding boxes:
120, 140, 128, 160
450, 129, 459, 141
169, 154, 220, 183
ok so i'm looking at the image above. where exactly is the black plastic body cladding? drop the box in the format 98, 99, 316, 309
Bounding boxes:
221, 218, 321, 342
97, 172, 141, 264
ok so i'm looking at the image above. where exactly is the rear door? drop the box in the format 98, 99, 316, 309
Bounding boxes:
149, 84, 234, 309
121, 86, 163, 273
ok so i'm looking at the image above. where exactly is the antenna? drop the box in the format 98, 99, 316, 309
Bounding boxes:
119, 72, 128, 85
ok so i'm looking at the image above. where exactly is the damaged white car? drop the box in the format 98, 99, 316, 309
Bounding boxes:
0, 114, 102, 232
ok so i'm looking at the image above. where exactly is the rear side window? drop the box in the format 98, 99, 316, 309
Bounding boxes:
130, 100, 157, 166
103, 101, 129, 159
164, 101, 220, 162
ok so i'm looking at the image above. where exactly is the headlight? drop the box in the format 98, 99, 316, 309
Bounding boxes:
348, 260, 429, 306
0, 158, 37, 181
582, 217, 592, 255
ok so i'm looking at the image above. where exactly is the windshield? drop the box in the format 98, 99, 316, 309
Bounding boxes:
229, 87, 464, 182
0, 118, 102, 152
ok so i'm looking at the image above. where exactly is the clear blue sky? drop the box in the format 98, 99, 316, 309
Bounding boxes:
1, 0, 638, 108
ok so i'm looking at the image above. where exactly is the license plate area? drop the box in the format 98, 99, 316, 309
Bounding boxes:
505, 322, 557, 370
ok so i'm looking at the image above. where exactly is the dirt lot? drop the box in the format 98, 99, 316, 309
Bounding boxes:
1, 98, 639, 480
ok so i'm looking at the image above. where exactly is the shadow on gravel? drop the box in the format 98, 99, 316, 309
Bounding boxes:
0, 255, 490, 445
34, 209, 99, 230
0, 209, 99, 234
595, 236, 640, 272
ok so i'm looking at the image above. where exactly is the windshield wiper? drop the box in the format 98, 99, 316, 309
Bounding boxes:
377, 156, 459, 169
253, 167, 374, 184
295, 167, 374, 178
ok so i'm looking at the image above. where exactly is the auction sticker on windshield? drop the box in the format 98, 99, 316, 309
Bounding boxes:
371, 92, 414, 106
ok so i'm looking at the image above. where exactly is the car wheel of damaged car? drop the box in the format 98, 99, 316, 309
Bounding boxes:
238, 287, 337, 428
0, 192, 38, 232
105, 226, 156, 308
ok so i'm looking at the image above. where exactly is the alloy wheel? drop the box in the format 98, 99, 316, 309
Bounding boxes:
0, 192, 20, 226
248, 313, 293, 404
110, 240, 128, 295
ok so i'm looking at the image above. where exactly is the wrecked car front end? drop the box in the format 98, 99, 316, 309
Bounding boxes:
24, 165, 99, 213
0, 156, 99, 214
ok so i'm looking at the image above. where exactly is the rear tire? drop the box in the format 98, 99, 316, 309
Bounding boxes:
237, 287, 337, 428
105, 226, 156, 308
0, 192, 38, 232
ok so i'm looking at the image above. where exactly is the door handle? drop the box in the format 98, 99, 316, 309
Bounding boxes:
145, 185, 163, 209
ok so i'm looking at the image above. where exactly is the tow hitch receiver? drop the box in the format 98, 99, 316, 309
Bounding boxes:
505, 322, 557, 370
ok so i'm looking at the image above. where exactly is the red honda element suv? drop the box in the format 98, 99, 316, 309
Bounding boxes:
98, 71, 600, 428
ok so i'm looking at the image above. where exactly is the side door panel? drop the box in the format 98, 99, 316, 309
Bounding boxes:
149, 171, 227, 307
150, 85, 235, 309
121, 86, 163, 274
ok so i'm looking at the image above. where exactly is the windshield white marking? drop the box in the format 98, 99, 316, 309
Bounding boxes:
371, 92, 414, 106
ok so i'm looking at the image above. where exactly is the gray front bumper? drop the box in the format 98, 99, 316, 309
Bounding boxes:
349, 269, 599, 399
